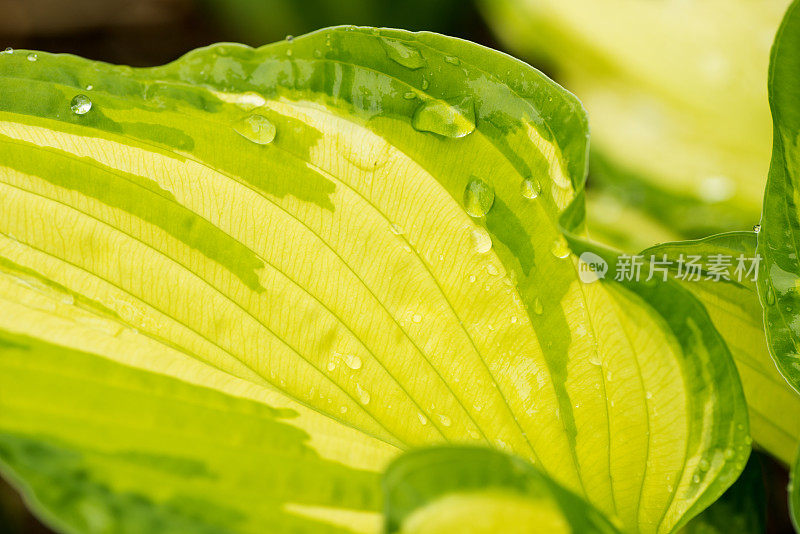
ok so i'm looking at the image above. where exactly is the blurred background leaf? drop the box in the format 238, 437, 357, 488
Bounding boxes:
480, 0, 790, 251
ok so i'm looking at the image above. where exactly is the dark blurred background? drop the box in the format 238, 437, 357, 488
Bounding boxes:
0, 0, 497, 66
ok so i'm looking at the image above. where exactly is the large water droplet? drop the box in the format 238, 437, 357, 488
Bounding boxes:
412, 97, 476, 138
470, 227, 492, 253
355, 383, 371, 405
520, 177, 542, 199
551, 238, 571, 259
70, 94, 92, 115
343, 354, 362, 370
380, 37, 426, 69
234, 114, 276, 145
463, 177, 495, 217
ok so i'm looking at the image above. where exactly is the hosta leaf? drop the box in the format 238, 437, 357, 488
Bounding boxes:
480, 0, 789, 248
683, 453, 766, 534
0, 27, 747, 533
382, 446, 621, 534
758, 0, 800, 394
642, 233, 800, 465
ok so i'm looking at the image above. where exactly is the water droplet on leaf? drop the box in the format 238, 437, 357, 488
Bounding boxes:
753, 224, 761, 233
463, 177, 495, 217
438, 414, 452, 427
26, 53, 37, 62
70, 94, 92, 115
533, 298, 543, 315
444, 56, 460, 65
234, 114, 276, 145
355, 383, 370, 405
412, 97, 475, 138
380, 37, 426, 69
343, 354, 362, 370
470, 227, 492, 253
520, 177, 542, 199
551, 238, 571, 259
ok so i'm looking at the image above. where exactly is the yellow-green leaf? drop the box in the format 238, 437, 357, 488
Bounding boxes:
0, 27, 747, 533
383, 446, 621, 534
758, 0, 800, 395
642, 232, 800, 465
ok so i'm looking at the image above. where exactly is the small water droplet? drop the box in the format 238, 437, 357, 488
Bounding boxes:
589, 354, 601, 366
326, 357, 337, 372
723, 448, 735, 460
438, 414, 452, 427
753, 224, 761, 233
403, 91, 416, 100
85, 84, 93, 90
470, 227, 492, 253
233, 114, 276, 145
468, 429, 480, 439
355, 383, 371, 405
421, 78, 429, 90
26, 53, 37, 62
765, 285, 776, 305
473, 403, 483, 412
343, 354, 362, 370
486, 263, 498, 276
645, 391, 653, 400
412, 97, 476, 138
2, 47, 12, 54
390, 223, 404, 235
340, 405, 348, 414
285, 49, 293, 57
463, 177, 495, 217
417, 412, 428, 425
667, 484, 674, 493
412, 313, 422, 323
551, 238, 571, 259
380, 37, 426, 69
285, 35, 294, 42
520, 177, 542, 199
606, 371, 613, 381
70, 94, 92, 115
692, 474, 701, 484
699, 459, 710, 471
533, 298, 543, 315
444, 55, 460, 65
